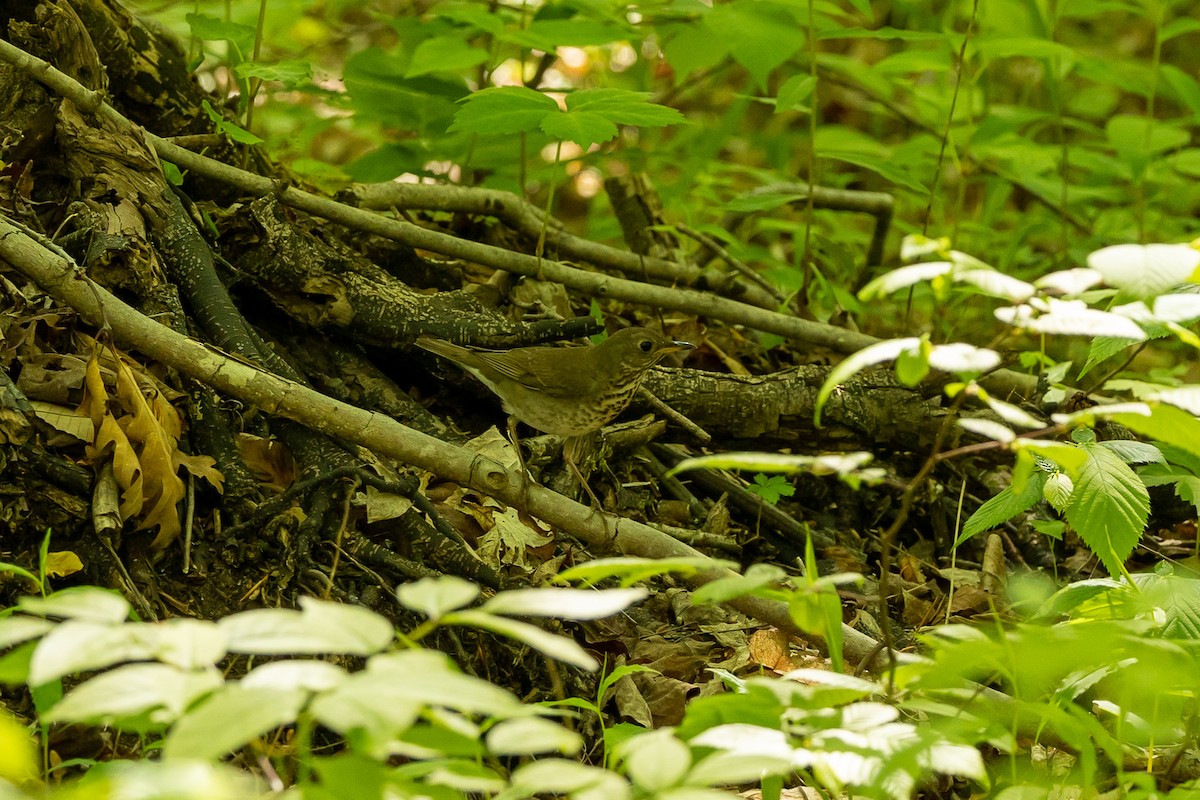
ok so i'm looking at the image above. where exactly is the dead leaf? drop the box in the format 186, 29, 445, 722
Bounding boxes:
748, 627, 797, 673
45, 551, 83, 578
236, 433, 295, 491
30, 401, 92, 442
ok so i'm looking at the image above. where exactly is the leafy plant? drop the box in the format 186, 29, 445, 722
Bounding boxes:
747, 473, 795, 505
823, 235, 1200, 579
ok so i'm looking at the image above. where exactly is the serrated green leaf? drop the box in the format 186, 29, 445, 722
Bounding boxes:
234, 59, 312, 89
1065, 445, 1149, 578
958, 471, 1047, 545
540, 110, 618, 148
1133, 570, 1200, 639
1099, 440, 1164, 465
1113, 403, 1200, 460
567, 88, 685, 127
450, 86, 557, 136
1078, 335, 1141, 378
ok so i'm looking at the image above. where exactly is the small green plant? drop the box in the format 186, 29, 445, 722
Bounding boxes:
747, 473, 795, 505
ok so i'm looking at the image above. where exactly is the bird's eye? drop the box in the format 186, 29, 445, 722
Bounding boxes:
639, 339, 654, 353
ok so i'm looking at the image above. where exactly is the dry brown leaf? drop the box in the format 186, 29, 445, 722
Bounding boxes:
29, 401, 92, 442
748, 627, 796, 673
77, 345, 222, 549
116, 355, 187, 548
236, 432, 295, 490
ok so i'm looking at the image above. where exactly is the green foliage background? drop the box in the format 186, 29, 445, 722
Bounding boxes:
138, 0, 1200, 348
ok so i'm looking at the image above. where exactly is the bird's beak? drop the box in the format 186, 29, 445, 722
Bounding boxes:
661, 340, 695, 355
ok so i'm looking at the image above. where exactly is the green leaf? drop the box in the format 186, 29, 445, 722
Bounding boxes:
345, 142, 433, 182
1065, 444, 1149, 578
17, 587, 129, 622
45, 663, 222, 730
959, 470, 1047, 544
185, 13, 254, 55
776, 74, 816, 113
971, 35, 1077, 61
450, 86, 558, 136
396, 575, 480, 620
1160, 17, 1200, 43
442, 610, 599, 670
164, 685, 306, 760
1099, 440, 1163, 465
1133, 570, 1200, 639
748, 473, 795, 505
521, 18, 633, 48
511, 759, 629, 799
694, 564, 787, 605
619, 729, 692, 792
405, 36, 489, 78
201, 99, 264, 145
480, 587, 647, 619
1161, 64, 1200, 117
895, 341, 930, 386
1078, 335, 1142, 378
1106, 115, 1190, 165
819, 149, 929, 193
1113, 403, 1200, 460
566, 89, 685, 127
343, 47, 465, 133
540, 110, 618, 148
703, 3, 806, 89
486, 717, 583, 756
30, 618, 224, 685
815, 337, 922, 425
723, 192, 808, 213
662, 22, 729, 83
218, 598, 393, 655
234, 59, 313, 89
0, 617, 52, 650
555, 557, 736, 587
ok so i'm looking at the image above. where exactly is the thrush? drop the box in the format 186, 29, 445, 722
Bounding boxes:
416, 326, 694, 500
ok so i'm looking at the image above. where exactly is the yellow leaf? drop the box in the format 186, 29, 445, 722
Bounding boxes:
114, 355, 184, 549
0, 711, 38, 786
45, 551, 84, 578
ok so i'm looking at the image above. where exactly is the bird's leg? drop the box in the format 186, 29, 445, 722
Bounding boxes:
562, 435, 604, 515
506, 415, 534, 508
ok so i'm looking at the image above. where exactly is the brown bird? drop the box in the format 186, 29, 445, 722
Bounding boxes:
416, 326, 693, 501
416, 326, 694, 437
